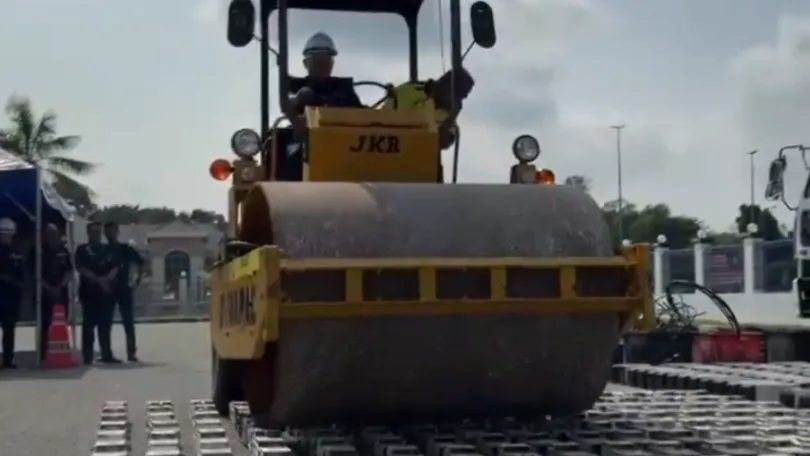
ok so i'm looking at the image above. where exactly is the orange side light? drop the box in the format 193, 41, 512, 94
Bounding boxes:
209, 158, 233, 181
536, 168, 556, 184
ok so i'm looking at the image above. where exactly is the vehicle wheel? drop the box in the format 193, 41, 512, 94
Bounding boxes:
212, 345, 243, 417
242, 343, 277, 417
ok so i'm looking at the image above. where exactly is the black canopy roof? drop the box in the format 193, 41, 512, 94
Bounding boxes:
261, 0, 425, 19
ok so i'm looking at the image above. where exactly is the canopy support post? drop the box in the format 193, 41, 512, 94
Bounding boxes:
34, 162, 43, 367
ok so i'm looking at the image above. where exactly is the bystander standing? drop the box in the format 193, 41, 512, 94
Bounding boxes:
75, 221, 119, 364
0, 218, 24, 368
30, 224, 73, 361
104, 222, 144, 362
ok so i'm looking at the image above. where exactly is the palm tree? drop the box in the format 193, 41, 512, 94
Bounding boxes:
0, 95, 96, 212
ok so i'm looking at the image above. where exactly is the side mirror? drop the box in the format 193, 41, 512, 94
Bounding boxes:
765, 157, 786, 201
470, 1, 496, 49
227, 0, 256, 48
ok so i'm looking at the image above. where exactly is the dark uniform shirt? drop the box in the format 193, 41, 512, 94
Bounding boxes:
107, 242, 143, 290
75, 242, 115, 295
0, 245, 24, 294
28, 243, 73, 288
295, 78, 363, 113
30, 243, 73, 305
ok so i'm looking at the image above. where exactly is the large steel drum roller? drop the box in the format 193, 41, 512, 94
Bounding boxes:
239, 182, 622, 426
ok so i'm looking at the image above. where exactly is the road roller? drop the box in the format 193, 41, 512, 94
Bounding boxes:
209, 0, 655, 429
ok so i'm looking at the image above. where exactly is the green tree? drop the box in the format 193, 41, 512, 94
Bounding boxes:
90, 204, 143, 224
92, 204, 226, 229
563, 174, 591, 193
709, 231, 741, 245
600, 198, 635, 244
735, 204, 783, 240
567, 175, 702, 247
602, 199, 701, 248
0, 95, 95, 210
189, 209, 227, 228
52, 179, 96, 215
93, 205, 177, 224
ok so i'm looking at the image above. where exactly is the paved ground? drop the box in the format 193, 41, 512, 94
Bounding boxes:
0, 322, 644, 456
0, 322, 242, 456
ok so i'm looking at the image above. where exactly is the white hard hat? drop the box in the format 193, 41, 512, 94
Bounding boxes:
0, 218, 16, 234
303, 32, 337, 57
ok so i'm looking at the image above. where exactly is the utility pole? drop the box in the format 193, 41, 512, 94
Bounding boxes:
611, 124, 626, 242
748, 149, 758, 231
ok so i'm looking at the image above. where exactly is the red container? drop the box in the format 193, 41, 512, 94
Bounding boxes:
692, 331, 764, 363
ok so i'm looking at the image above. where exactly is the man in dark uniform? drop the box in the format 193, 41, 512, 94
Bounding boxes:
75, 221, 120, 364
31, 223, 73, 362
104, 222, 144, 362
0, 218, 24, 368
289, 32, 363, 114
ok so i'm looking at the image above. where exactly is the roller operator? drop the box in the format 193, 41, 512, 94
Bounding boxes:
289, 32, 363, 113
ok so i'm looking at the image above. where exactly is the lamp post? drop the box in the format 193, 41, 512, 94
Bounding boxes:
611, 124, 626, 242
748, 149, 758, 227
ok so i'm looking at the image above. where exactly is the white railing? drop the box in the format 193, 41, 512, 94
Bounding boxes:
121, 241, 806, 326
17, 277, 211, 325
129, 277, 210, 321
653, 238, 805, 327
22, 242, 807, 327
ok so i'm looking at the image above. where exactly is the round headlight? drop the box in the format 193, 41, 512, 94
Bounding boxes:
230, 128, 261, 158
512, 134, 541, 163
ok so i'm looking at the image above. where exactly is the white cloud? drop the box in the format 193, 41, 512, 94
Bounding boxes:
5, 0, 810, 233
543, 12, 810, 229
193, 0, 225, 24
188, 1, 810, 230
189, 0, 615, 159
732, 16, 810, 140
727, 14, 810, 225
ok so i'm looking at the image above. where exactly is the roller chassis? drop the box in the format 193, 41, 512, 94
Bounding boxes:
215, 0, 623, 428
216, 0, 646, 424
213, 350, 244, 417
209, 236, 653, 426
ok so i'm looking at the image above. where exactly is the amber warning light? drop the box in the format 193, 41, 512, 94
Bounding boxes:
209, 159, 233, 181
536, 168, 555, 184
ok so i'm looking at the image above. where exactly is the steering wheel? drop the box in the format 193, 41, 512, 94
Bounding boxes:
353, 81, 397, 109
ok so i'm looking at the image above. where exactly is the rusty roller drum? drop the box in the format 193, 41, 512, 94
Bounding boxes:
240, 182, 622, 426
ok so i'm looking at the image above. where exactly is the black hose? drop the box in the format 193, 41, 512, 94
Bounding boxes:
665, 279, 741, 337
626, 280, 742, 365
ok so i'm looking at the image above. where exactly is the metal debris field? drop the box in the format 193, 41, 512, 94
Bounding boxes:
10, 324, 810, 455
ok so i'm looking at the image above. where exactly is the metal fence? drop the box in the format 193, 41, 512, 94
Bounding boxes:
130, 279, 210, 321
17, 241, 805, 325
18, 278, 211, 325
664, 248, 695, 293
125, 242, 799, 300
652, 239, 798, 294
761, 239, 796, 292
704, 244, 745, 294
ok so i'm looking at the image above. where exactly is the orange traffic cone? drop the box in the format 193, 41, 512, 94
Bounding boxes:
41, 304, 78, 369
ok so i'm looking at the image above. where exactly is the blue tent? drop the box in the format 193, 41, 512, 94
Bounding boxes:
0, 150, 74, 224
0, 151, 78, 361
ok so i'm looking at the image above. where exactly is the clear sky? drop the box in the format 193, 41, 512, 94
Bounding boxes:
1, 0, 809, 231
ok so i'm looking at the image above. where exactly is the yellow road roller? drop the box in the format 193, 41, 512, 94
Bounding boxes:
209, 0, 654, 428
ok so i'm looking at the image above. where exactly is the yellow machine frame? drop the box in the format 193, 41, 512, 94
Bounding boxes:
210, 244, 655, 358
